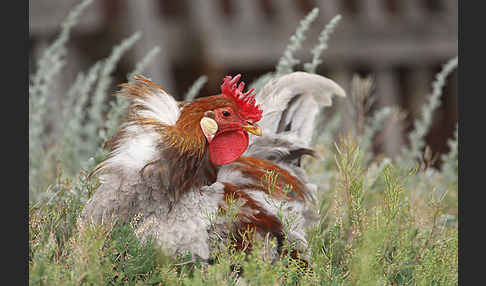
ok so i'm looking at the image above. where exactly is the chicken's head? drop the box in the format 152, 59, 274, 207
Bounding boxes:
199, 74, 263, 165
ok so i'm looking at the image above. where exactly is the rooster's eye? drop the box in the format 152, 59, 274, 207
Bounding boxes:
223, 111, 231, 117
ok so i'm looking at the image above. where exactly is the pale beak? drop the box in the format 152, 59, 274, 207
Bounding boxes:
242, 123, 262, 136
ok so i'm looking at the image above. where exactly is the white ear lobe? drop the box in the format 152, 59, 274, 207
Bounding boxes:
200, 117, 218, 136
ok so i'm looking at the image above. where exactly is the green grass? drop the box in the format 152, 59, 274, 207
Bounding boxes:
28, 136, 458, 285
29, 2, 458, 285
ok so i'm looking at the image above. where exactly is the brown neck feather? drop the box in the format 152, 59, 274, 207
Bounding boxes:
143, 97, 233, 206
160, 146, 218, 208
163, 95, 232, 158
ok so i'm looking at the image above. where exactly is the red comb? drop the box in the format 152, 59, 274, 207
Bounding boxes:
220, 74, 263, 122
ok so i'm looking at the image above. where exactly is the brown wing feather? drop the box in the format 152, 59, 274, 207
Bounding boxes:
232, 156, 314, 202
216, 156, 316, 259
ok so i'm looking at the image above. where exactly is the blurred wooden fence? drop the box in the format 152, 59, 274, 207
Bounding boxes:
29, 0, 457, 159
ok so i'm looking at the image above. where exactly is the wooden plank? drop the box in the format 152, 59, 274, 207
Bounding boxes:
196, 33, 456, 69
441, 0, 458, 28
232, 0, 265, 29
315, 0, 341, 20
356, 0, 387, 28
329, 68, 354, 134
396, 0, 426, 23
374, 67, 404, 157
29, 0, 103, 35
406, 67, 433, 121
122, 0, 175, 92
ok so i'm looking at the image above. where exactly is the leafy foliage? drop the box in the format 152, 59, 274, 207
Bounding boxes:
275, 8, 319, 76
304, 14, 342, 74
29, 0, 159, 201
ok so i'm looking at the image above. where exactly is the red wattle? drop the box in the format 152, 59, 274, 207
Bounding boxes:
209, 130, 249, 165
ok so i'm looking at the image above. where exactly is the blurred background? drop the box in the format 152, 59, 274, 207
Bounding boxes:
29, 0, 457, 166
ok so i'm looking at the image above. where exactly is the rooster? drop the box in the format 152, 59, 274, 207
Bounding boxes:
81, 72, 345, 262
